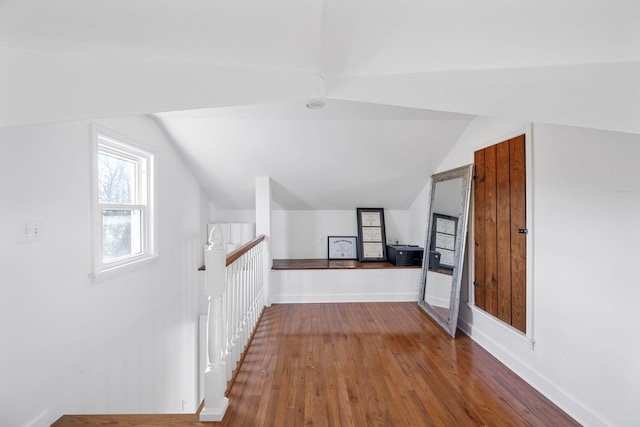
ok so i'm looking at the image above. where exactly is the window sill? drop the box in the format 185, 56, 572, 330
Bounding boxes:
90, 255, 159, 284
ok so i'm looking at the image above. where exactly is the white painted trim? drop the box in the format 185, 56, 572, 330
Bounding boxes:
89, 123, 157, 283
468, 125, 533, 156
199, 402, 229, 422
89, 255, 159, 283
460, 304, 534, 350
466, 124, 535, 342
199, 315, 207, 405
457, 309, 612, 427
525, 124, 535, 337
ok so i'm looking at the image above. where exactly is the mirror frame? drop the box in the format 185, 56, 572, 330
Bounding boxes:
418, 164, 474, 338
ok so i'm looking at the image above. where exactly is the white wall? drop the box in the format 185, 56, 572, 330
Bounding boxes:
0, 46, 323, 129
444, 117, 640, 426
0, 116, 207, 426
210, 208, 256, 224
272, 268, 421, 303
211, 202, 430, 258
271, 209, 411, 259
266, 208, 424, 304
215, 208, 425, 305
408, 181, 430, 247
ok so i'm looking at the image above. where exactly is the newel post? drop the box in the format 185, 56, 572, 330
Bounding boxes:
200, 226, 229, 421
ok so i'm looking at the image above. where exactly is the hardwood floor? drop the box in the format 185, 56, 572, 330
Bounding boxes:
54, 302, 578, 426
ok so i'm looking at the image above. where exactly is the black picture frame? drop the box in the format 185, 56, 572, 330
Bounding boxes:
327, 236, 358, 260
356, 208, 387, 262
429, 213, 458, 270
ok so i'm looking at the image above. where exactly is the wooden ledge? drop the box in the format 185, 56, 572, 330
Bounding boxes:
272, 258, 421, 270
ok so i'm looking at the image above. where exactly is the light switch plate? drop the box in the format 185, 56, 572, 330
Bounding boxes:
18, 220, 43, 243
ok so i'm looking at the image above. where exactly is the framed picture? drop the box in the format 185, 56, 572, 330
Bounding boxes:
328, 236, 358, 260
429, 213, 458, 269
356, 208, 387, 262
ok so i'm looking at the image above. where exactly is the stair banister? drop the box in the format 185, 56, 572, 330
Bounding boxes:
200, 226, 229, 421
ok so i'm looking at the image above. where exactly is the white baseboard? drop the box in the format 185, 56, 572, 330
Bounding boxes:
198, 315, 206, 404
457, 312, 611, 427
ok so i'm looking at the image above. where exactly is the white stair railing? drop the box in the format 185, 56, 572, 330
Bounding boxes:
200, 227, 266, 422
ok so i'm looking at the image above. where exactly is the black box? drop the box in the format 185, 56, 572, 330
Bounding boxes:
386, 245, 424, 266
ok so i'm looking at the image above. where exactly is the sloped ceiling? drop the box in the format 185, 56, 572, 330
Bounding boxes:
1, 0, 638, 209
155, 101, 474, 210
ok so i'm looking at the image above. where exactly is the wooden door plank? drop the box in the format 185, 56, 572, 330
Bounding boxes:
496, 140, 512, 324
473, 150, 486, 309
483, 144, 499, 316
510, 135, 527, 332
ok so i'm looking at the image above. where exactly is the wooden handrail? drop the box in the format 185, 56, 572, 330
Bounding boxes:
226, 235, 266, 266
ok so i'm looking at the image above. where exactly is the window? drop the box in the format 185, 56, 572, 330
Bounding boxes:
91, 125, 155, 280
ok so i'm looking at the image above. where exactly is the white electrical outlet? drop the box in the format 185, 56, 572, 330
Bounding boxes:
18, 220, 43, 243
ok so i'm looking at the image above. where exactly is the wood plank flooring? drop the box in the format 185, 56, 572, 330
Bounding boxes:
54, 302, 578, 426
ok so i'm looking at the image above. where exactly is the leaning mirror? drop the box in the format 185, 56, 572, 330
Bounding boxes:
418, 164, 473, 338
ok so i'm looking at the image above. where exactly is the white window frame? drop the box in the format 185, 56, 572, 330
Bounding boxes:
90, 125, 156, 282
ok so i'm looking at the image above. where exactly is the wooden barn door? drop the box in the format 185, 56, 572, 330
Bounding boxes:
473, 135, 527, 333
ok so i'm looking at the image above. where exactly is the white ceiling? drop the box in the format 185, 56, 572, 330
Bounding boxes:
155, 100, 474, 210
1, 0, 638, 209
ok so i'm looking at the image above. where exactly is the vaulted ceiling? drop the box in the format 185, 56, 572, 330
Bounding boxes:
1, 0, 638, 209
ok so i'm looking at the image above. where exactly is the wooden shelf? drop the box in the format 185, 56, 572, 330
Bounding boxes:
272, 258, 421, 270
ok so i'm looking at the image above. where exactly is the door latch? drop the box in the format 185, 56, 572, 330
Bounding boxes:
517, 229, 528, 234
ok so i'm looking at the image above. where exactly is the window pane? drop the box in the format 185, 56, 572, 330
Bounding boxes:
103, 210, 142, 262
98, 152, 136, 203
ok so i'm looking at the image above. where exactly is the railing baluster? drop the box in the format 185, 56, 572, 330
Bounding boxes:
221, 277, 228, 376
200, 227, 229, 422
200, 234, 267, 422
241, 253, 249, 347
235, 259, 242, 372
